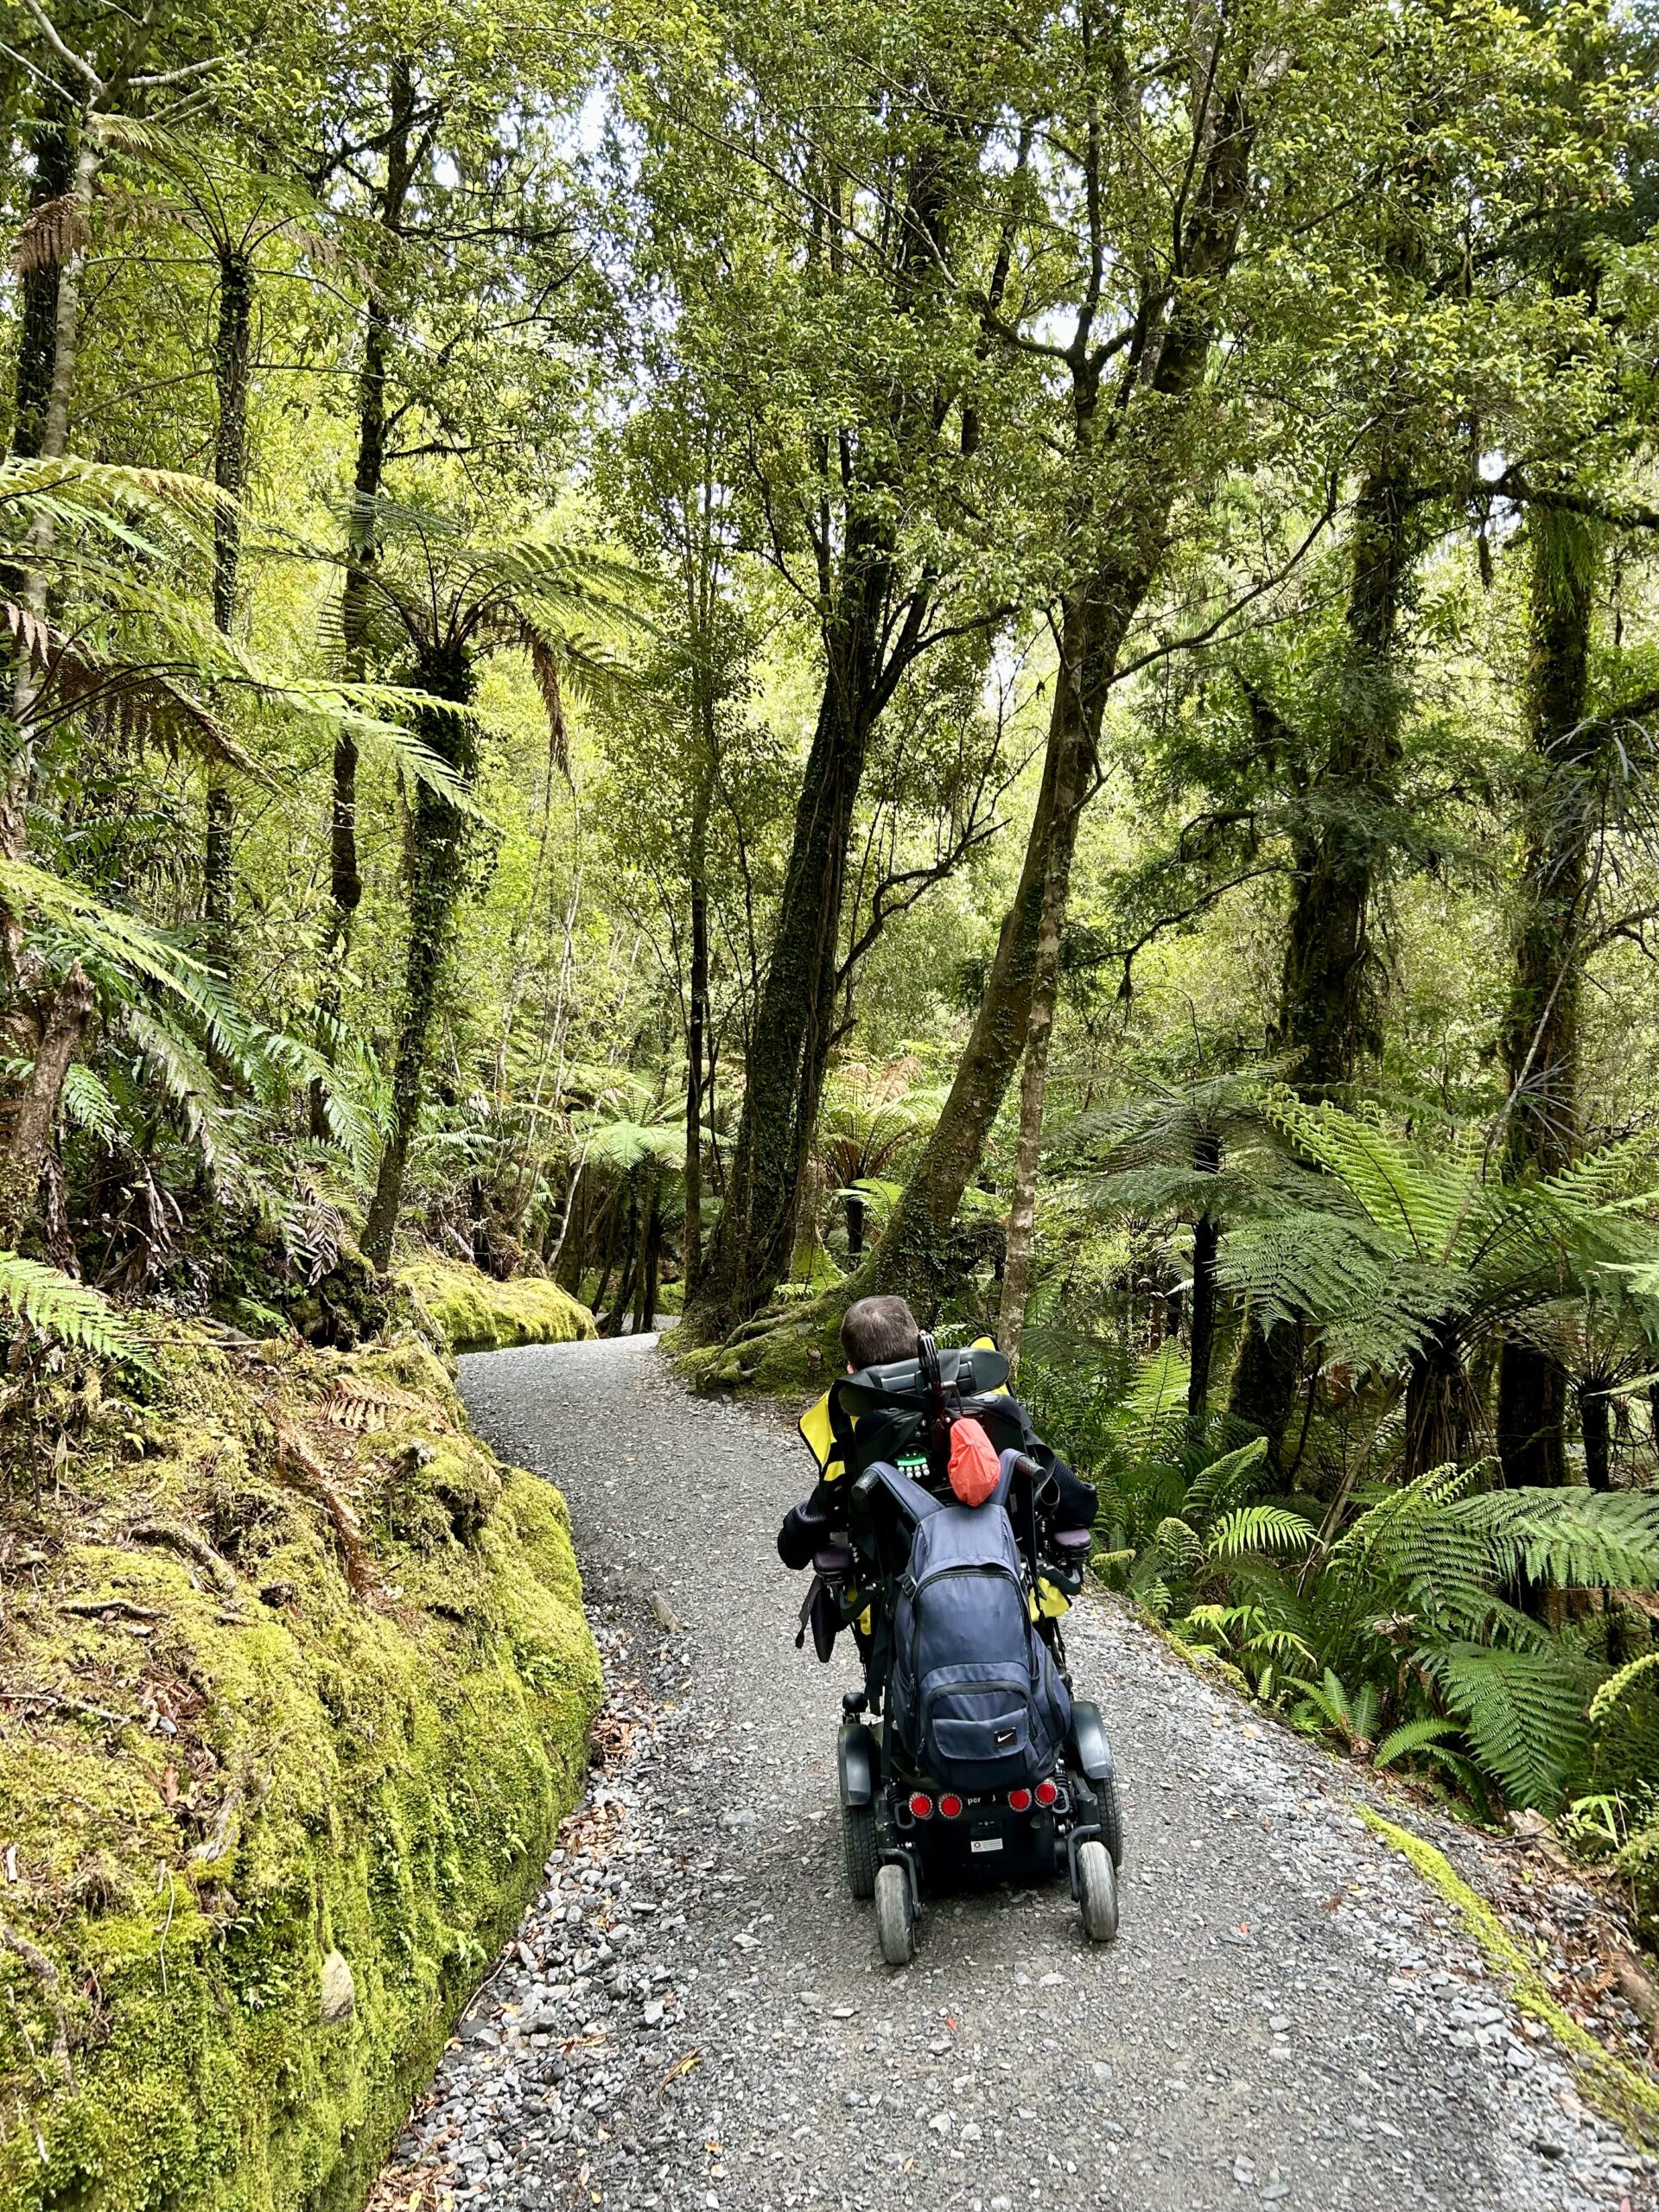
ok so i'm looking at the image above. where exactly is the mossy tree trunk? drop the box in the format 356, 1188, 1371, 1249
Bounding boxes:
685, 575, 888, 1338
995, 641, 1090, 1368
3, 123, 99, 984
1230, 453, 1413, 1458
0, 99, 72, 998
362, 643, 477, 1271
0, 961, 93, 1247
313, 58, 416, 1136
1496, 504, 1599, 1488
203, 245, 255, 964
1276, 454, 1413, 1096
9, 100, 72, 463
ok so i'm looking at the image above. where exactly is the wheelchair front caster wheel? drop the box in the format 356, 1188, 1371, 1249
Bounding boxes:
1077, 1838, 1119, 1943
874, 1862, 915, 1966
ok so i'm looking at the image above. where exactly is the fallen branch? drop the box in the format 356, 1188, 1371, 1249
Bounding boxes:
0, 1916, 74, 2085
128, 1517, 239, 1598
190, 1783, 243, 1868
0, 1684, 134, 1726
59, 1596, 161, 1621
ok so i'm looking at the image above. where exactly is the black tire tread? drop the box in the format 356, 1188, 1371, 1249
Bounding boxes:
842, 1797, 878, 1899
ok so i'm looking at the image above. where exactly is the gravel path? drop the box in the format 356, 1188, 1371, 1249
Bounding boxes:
383, 1334, 1657, 2212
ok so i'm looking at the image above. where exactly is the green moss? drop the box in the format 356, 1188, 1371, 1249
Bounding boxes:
397, 1257, 595, 1355
0, 1329, 601, 2212
674, 1287, 846, 1402
1358, 1810, 1659, 2149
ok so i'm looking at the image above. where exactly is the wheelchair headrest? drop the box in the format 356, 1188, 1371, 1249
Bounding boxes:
835, 1341, 1009, 1423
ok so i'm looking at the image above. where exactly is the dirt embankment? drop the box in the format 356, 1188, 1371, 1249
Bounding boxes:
0, 1322, 601, 2212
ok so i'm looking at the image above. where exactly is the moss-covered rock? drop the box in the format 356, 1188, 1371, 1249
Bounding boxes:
0, 1329, 601, 2212
397, 1257, 596, 1355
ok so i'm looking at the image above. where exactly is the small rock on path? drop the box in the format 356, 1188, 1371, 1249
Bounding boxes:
379, 1334, 1656, 2212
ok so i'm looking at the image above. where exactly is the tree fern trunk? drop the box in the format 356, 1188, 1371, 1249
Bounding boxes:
1581, 1386, 1611, 1492
312, 58, 416, 1137
1186, 1132, 1222, 1424
361, 646, 476, 1272
1496, 504, 1599, 1487
202, 246, 254, 962
1227, 1315, 1302, 1480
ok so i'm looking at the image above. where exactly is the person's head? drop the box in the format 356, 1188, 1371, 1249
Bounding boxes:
840, 1294, 920, 1373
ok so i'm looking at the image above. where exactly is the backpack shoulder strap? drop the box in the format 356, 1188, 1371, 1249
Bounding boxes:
859, 1459, 944, 1525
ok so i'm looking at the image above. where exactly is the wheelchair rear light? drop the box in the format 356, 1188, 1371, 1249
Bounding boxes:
1034, 1777, 1059, 1808
938, 1793, 963, 1820
1007, 1787, 1033, 1812
908, 1791, 934, 1820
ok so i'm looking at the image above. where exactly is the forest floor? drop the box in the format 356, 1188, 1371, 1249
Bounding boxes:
371, 1335, 1659, 2212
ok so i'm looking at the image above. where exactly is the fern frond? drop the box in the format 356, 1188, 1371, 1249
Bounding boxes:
1208, 1504, 1315, 1560
1429, 1643, 1589, 1808
1373, 1718, 1461, 1769
1459, 1490, 1659, 1592
0, 1253, 151, 1369
1185, 1436, 1268, 1516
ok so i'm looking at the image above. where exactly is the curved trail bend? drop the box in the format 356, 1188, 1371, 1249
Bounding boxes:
388, 1335, 1656, 2212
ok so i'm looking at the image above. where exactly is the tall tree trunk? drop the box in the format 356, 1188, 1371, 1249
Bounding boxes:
1230, 454, 1414, 1457
632, 1161, 660, 1336
1187, 1130, 1222, 1424
683, 781, 710, 1300
312, 58, 416, 1136
203, 245, 254, 962
2, 124, 99, 982
0, 102, 73, 1004
865, 581, 1109, 1316
686, 602, 880, 1337
361, 645, 476, 1271
10, 102, 73, 461
1496, 503, 1598, 1486
995, 694, 1078, 1367
0, 963, 92, 1246
1276, 456, 1413, 1095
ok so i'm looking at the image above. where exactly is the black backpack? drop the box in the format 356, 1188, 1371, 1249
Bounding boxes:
882, 1459, 1071, 1793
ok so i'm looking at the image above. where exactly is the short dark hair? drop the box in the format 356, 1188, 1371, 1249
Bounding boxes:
841, 1294, 920, 1370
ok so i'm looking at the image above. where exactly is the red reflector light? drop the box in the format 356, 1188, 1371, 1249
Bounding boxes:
1007, 1787, 1033, 1812
908, 1791, 934, 1820
938, 1793, 963, 1820
1034, 1777, 1059, 1808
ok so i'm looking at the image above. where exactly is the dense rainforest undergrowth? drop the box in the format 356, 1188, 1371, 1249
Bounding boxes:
7, 0, 1659, 2192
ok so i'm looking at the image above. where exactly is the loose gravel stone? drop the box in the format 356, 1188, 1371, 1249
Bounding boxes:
371, 1334, 1657, 2212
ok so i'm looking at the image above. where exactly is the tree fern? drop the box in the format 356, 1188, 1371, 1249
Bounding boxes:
0, 1254, 150, 1369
